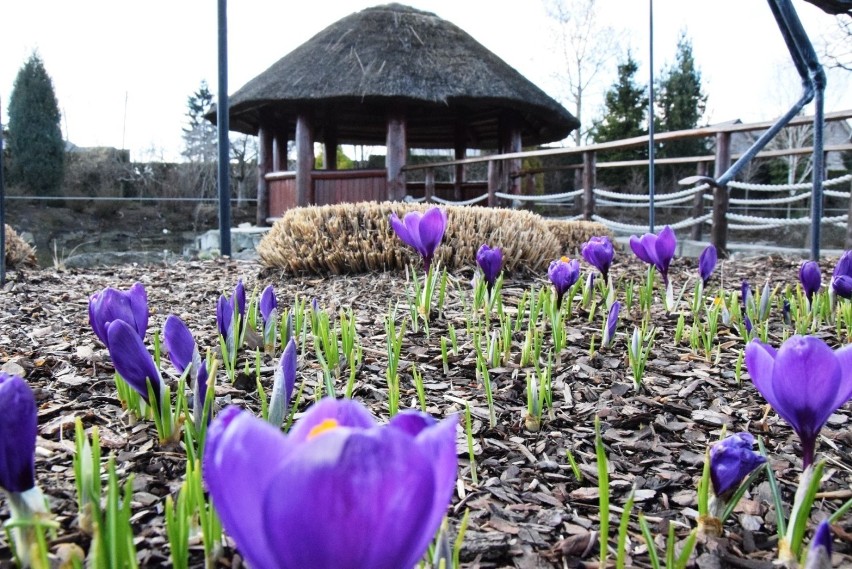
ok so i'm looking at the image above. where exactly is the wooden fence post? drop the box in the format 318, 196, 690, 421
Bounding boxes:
582, 151, 596, 220
256, 125, 273, 226
487, 160, 498, 207
712, 132, 731, 257
424, 168, 435, 204
691, 161, 708, 241
295, 114, 314, 207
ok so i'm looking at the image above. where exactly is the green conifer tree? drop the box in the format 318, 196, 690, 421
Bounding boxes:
7, 53, 65, 195
591, 51, 648, 189
656, 32, 708, 159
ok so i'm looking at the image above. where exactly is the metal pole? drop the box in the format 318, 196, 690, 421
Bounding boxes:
811, 71, 825, 260
0, 95, 5, 286
217, 0, 232, 257
648, 0, 655, 233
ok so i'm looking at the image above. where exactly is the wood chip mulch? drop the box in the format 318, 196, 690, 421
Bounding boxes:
0, 252, 850, 568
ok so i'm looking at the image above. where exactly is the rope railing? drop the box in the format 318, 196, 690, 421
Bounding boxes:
494, 189, 584, 202
592, 213, 712, 232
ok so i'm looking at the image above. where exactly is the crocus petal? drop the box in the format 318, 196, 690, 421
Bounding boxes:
581, 236, 614, 281
106, 320, 162, 404
216, 295, 233, 339
402, 212, 426, 257
260, 285, 277, 322
654, 226, 677, 273
286, 397, 377, 445
831, 343, 852, 412
832, 274, 852, 299
418, 207, 447, 261
0, 373, 37, 493
805, 520, 832, 569
745, 339, 780, 410
832, 250, 852, 279
163, 315, 196, 376
127, 283, 149, 338
268, 338, 298, 427
263, 427, 438, 569
390, 213, 419, 253
88, 283, 149, 347
203, 407, 296, 569
629, 235, 655, 265
799, 261, 822, 300
234, 280, 246, 319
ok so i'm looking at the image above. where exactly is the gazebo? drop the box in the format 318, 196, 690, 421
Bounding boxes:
212, 3, 579, 225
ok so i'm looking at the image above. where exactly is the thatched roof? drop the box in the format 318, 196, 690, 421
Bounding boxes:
214, 3, 579, 148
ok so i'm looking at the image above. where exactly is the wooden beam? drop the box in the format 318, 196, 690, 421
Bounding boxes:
256, 125, 273, 226
487, 160, 499, 207
273, 129, 288, 172
454, 123, 466, 201
296, 113, 314, 207
424, 168, 435, 204
386, 113, 407, 201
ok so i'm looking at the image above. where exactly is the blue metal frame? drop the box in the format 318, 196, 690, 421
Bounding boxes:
683, 0, 827, 259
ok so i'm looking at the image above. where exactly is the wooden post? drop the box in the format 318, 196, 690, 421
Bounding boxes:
295, 113, 314, 206
691, 161, 709, 241
386, 113, 407, 201
508, 127, 522, 197
272, 129, 287, 172
324, 125, 338, 171
582, 151, 596, 220
256, 125, 273, 226
712, 132, 732, 257
424, 168, 435, 203
454, 124, 466, 201
487, 160, 498, 207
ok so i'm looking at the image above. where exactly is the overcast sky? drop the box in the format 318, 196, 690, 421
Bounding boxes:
1, 1, 849, 162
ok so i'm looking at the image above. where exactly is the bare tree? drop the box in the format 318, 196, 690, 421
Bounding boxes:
821, 16, 852, 71
543, 0, 618, 145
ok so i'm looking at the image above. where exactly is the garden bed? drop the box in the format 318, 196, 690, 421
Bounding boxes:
0, 252, 849, 568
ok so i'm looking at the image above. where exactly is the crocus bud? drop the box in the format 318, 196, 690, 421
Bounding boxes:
475, 244, 503, 293
260, 285, 278, 351
163, 315, 200, 378
0, 373, 37, 494
698, 244, 717, 288
804, 520, 832, 569
709, 432, 766, 499
602, 301, 621, 348
629, 226, 676, 286
831, 250, 852, 299
548, 257, 580, 309
88, 283, 148, 348
758, 281, 771, 322
268, 338, 298, 428
799, 261, 822, 305
581, 236, 614, 283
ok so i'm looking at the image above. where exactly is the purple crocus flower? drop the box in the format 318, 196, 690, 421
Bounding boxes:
831, 250, 852, 299
581, 236, 614, 283
0, 373, 37, 494
203, 398, 458, 569
476, 244, 503, 292
745, 335, 852, 469
548, 257, 580, 309
106, 320, 164, 407
268, 338, 297, 428
709, 432, 766, 498
629, 226, 677, 285
390, 206, 448, 272
699, 244, 717, 288
88, 283, 148, 348
799, 261, 822, 304
804, 520, 832, 569
602, 301, 621, 348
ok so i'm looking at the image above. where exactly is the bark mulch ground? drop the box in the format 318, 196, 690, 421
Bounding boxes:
0, 253, 850, 568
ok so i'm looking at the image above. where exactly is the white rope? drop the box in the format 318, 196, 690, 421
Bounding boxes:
404, 195, 427, 203
727, 192, 812, 206
552, 214, 586, 221
591, 213, 712, 232
593, 184, 710, 202
431, 194, 489, 206
495, 189, 584, 202
726, 212, 848, 227
597, 193, 698, 208
825, 189, 851, 198
727, 173, 852, 192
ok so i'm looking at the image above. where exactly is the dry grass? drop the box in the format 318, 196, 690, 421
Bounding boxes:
4, 224, 38, 269
257, 202, 611, 274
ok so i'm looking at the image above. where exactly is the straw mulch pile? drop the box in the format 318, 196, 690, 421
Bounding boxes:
4, 224, 38, 270
257, 202, 610, 274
